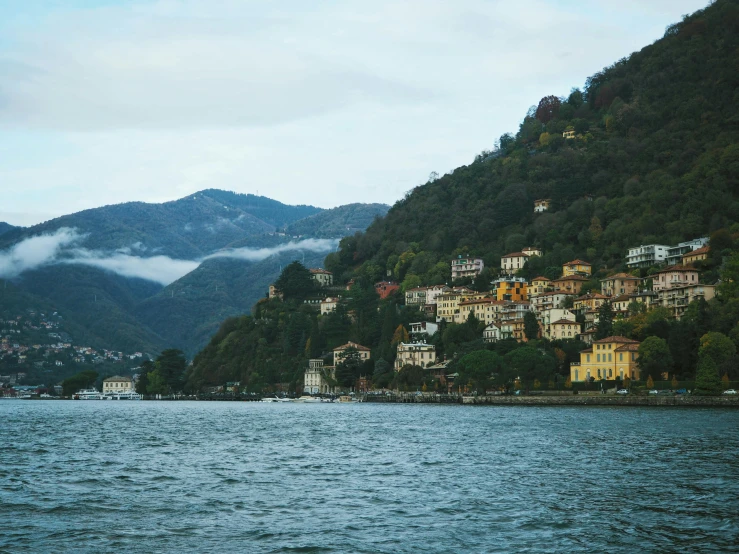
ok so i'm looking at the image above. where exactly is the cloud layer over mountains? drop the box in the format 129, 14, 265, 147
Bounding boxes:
0, 228, 337, 285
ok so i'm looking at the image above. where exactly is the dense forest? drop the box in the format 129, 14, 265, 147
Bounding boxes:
187, 0, 739, 396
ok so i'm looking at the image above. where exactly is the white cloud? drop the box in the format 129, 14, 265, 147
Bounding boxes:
0, 228, 83, 279
205, 238, 338, 262
0, 230, 337, 285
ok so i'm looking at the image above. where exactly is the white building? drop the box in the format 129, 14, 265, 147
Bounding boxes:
451, 256, 484, 280
483, 323, 501, 343
320, 297, 339, 315
409, 321, 439, 338
522, 247, 543, 258
626, 244, 670, 269
395, 342, 436, 370
309, 268, 333, 287
534, 199, 550, 213
102, 376, 134, 394
665, 237, 709, 266
405, 287, 427, 306
500, 252, 529, 274
304, 359, 335, 394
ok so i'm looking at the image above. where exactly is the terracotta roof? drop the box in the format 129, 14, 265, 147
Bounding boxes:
602, 273, 640, 280
592, 336, 639, 344
653, 265, 699, 274
553, 275, 589, 282
459, 297, 497, 306
334, 342, 371, 352
406, 287, 428, 292
502, 252, 530, 258
532, 276, 551, 281
309, 268, 332, 274
615, 344, 640, 352
683, 245, 710, 257
564, 259, 591, 266
611, 294, 632, 302
576, 293, 608, 300
551, 319, 580, 325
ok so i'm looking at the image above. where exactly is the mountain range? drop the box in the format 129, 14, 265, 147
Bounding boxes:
0, 191, 389, 356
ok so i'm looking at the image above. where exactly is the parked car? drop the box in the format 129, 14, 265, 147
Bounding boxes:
675, 388, 688, 394
616, 389, 629, 395
648, 390, 659, 395
723, 389, 737, 395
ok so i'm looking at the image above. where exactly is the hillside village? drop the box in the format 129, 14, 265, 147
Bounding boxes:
0, 310, 146, 396
261, 222, 723, 395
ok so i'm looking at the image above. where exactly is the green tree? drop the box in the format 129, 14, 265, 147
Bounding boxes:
638, 337, 673, 381
595, 301, 614, 339
146, 369, 169, 395
335, 347, 362, 388
698, 332, 736, 366
523, 312, 539, 341
694, 356, 721, 396
156, 349, 187, 393
456, 350, 502, 392
61, 370, 98, 396
135, 360, 153, 394
273, 261, 316, 301
503, 347, 556, 391
391, 325, 409, 345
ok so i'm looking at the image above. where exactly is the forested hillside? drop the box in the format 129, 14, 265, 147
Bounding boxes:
325, 0, 739, 286
1, 190, 385, 362
187, 0, 739, 395
285, 203, 390, 238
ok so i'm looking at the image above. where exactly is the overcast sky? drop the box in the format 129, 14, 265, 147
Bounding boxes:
0, 0, 709, 226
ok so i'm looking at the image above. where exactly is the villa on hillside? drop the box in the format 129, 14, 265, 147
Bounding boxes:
600, 273, 641, 297
534, 199, 551, 213
570, 336, 641, 382
451, 255, 484, 280
501, 252, 529, 274
333, 342, 371, 366
309, 268, 333, 287
395, 342, 436, 370
562, 259, 592, 277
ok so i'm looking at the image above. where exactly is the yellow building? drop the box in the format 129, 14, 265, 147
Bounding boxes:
570, 336, 641, 382
459, 297, 498, 325
493, 277, 528, 302
682, 245, 710, 266
530, 276, 552, 296
600, 273, 641, 297
552, 275, 589, 295
562, 259, 592, 277
573, 293, 609, 313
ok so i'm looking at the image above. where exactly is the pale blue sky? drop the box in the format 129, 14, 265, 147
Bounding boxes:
0, 0, 710, 226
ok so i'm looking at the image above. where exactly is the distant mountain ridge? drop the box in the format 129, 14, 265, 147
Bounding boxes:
0, 222, 17, 236
0, 191, 390, 362
0, 189, 324, 258
285, 203, 390, 238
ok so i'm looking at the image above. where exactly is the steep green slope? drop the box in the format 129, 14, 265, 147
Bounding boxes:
187, 0, 739, 394
326, 0, 739, 283
135, 250, 327, 355
285, 203, 390, 238
13, 265, 167, 354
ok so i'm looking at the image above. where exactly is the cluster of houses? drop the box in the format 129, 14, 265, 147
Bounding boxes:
1, 312, 146, 381
273, 235, 713, 392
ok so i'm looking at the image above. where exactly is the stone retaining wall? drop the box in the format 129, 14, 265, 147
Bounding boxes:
460, 395, 739, 407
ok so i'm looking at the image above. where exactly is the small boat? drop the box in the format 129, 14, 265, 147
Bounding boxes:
295, 395, 321, 403
338, 395, 352, 403
74, 389, 105, 400
260, 397, 279, 403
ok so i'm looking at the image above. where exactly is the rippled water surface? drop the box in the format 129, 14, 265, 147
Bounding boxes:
1, 401, 738, 553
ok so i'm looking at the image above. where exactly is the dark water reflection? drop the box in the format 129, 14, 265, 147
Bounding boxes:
1, 401, 738, 553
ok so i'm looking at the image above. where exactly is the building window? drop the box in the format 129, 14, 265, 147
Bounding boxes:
619, 353, 623, 362
608, 354, 612, 362
597, 354, 600, 362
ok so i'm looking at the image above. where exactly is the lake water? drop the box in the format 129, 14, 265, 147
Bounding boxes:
1, 401, 738, 553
